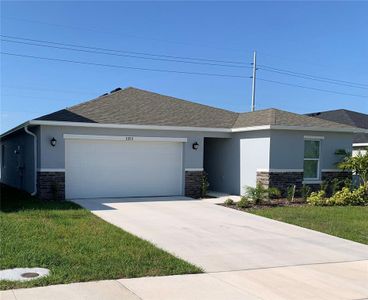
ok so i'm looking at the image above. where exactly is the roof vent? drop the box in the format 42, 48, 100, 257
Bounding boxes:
110, 87, 122, 93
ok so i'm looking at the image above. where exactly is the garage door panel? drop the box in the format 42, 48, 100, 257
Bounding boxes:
65, 139, 183, 199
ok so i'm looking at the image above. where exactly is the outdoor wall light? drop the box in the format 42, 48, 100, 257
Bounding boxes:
50, 137, 57, 147
192, 142, 199, 150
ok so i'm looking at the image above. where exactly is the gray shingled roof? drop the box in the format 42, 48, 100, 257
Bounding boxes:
35, 87, 358, 130
36, 87, 238, 128
306, 109, 368, 143
233, 109, 354, 129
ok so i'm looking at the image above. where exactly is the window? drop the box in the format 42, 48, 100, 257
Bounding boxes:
303, 140, 320, 180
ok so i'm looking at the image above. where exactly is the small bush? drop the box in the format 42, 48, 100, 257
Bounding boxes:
300, 184, 311, 201
307, 190, 327, 206
286, 185, 296, 202
245, 184, 280, 204
320, 180, 329, 194
329, 185, 367, 206
330, 178, 341, 196
200, 172, 210, 198
268, 187, 281, 199
224, 198, 234, 206
236, 197, 251, 208
308, 185, 367, 206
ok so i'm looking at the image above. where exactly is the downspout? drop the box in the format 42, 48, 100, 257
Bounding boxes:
24, 126, 37, 196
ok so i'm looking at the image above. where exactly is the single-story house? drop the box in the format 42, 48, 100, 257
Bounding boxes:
307, 109, 368, 156
1, 87, 365, 200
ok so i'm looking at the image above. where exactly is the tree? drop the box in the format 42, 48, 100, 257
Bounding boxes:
337, 151, 368, 190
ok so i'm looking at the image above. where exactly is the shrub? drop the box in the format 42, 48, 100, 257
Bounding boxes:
337, 150, 368, 190
300, 184, 311, 201
286, 185, 296, 202
236, 197, 251, 208
245, 184, 265, 204
268, 187, 281, 199
329, 185, 367, 206
330, 178, 341, 196
224, 198, 234, 206
245, 184, 280, 204
307, 190, 327, 206
200, 172, 210, 198
308, 186, 367, 206
320, 180, 329, 194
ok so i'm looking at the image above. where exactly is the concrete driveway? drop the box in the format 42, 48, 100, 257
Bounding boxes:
73, 196, 368, 273
3, 197, 367, 300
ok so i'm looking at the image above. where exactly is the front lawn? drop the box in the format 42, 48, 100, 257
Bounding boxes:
0, 184, 201, 290
246, 206, 368, 244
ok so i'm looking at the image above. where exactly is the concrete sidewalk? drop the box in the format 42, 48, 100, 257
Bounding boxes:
2, 260, 367, 300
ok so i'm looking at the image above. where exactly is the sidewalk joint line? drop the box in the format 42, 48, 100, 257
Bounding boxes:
206, 258, 368, 274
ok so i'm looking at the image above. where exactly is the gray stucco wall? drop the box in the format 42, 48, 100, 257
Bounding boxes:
204, 130, 271, 195
0, 128, 37, 193
240, 134, 270, 193
269, 130, 353, 171
204, 137, 239, 195
39, 125, 231, 170
204, 129, 353, 195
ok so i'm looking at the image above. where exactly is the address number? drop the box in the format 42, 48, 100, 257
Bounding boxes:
125, 136, 134, 141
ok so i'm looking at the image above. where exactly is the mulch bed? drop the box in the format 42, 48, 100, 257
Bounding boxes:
220, 198, 308, 210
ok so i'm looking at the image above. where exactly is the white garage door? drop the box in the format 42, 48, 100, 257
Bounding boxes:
65, 136, 184, 199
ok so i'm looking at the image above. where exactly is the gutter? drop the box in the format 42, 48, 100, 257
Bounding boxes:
24, 125, 37, 196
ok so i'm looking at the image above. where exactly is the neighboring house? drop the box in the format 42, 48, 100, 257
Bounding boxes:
0, 87, 364, 200
307, 109, 368, 156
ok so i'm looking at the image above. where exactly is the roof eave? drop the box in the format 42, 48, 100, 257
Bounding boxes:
25, 120, 364, 134
0, 121, 30, 139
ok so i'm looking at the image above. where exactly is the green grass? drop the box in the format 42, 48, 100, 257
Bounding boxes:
0, 184, 201, 290
247, 206, 368, 244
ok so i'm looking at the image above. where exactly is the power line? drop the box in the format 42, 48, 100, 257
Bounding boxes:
1, 38, 251, 69
258, 66, 368, 90
1, 51, 249, 79
3, 51, 367, 99
0, 34, 248, 65
257, 78, 368, 98
1, 16, 247, 54
259, 64, 368, 88
3, 34, 366, 90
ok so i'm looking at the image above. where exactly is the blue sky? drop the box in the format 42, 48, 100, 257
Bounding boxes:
1, 1, 367, 133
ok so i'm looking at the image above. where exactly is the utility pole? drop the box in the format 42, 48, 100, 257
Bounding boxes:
251, 51, 257, 112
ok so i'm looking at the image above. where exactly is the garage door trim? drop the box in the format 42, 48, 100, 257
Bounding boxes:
64, 134, 187, 143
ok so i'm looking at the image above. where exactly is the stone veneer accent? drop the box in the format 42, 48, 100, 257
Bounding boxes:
37, 172, 65, 200
257, 170, 352, 195
257, 171, 303, 196
321, 171, 352, 182
185, 170, 204, 198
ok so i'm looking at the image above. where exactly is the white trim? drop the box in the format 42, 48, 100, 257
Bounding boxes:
304, 135, 325, 140
24, 126, 37, 196
2, 119, 364, 140
185, 168, 204, 172
28, 120, 367, 134
269, 125, 366, 133
63, 134, 187, 143
38, 168, 66, 172
353, 143, 368, 147
257, 168, 303, 173
302, 180, 322, 184
321, 169, 344, 172
231, 125, 271, 132
303, 138, 322, 181
33, 120, 231, 133
1, 120, 364, 140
